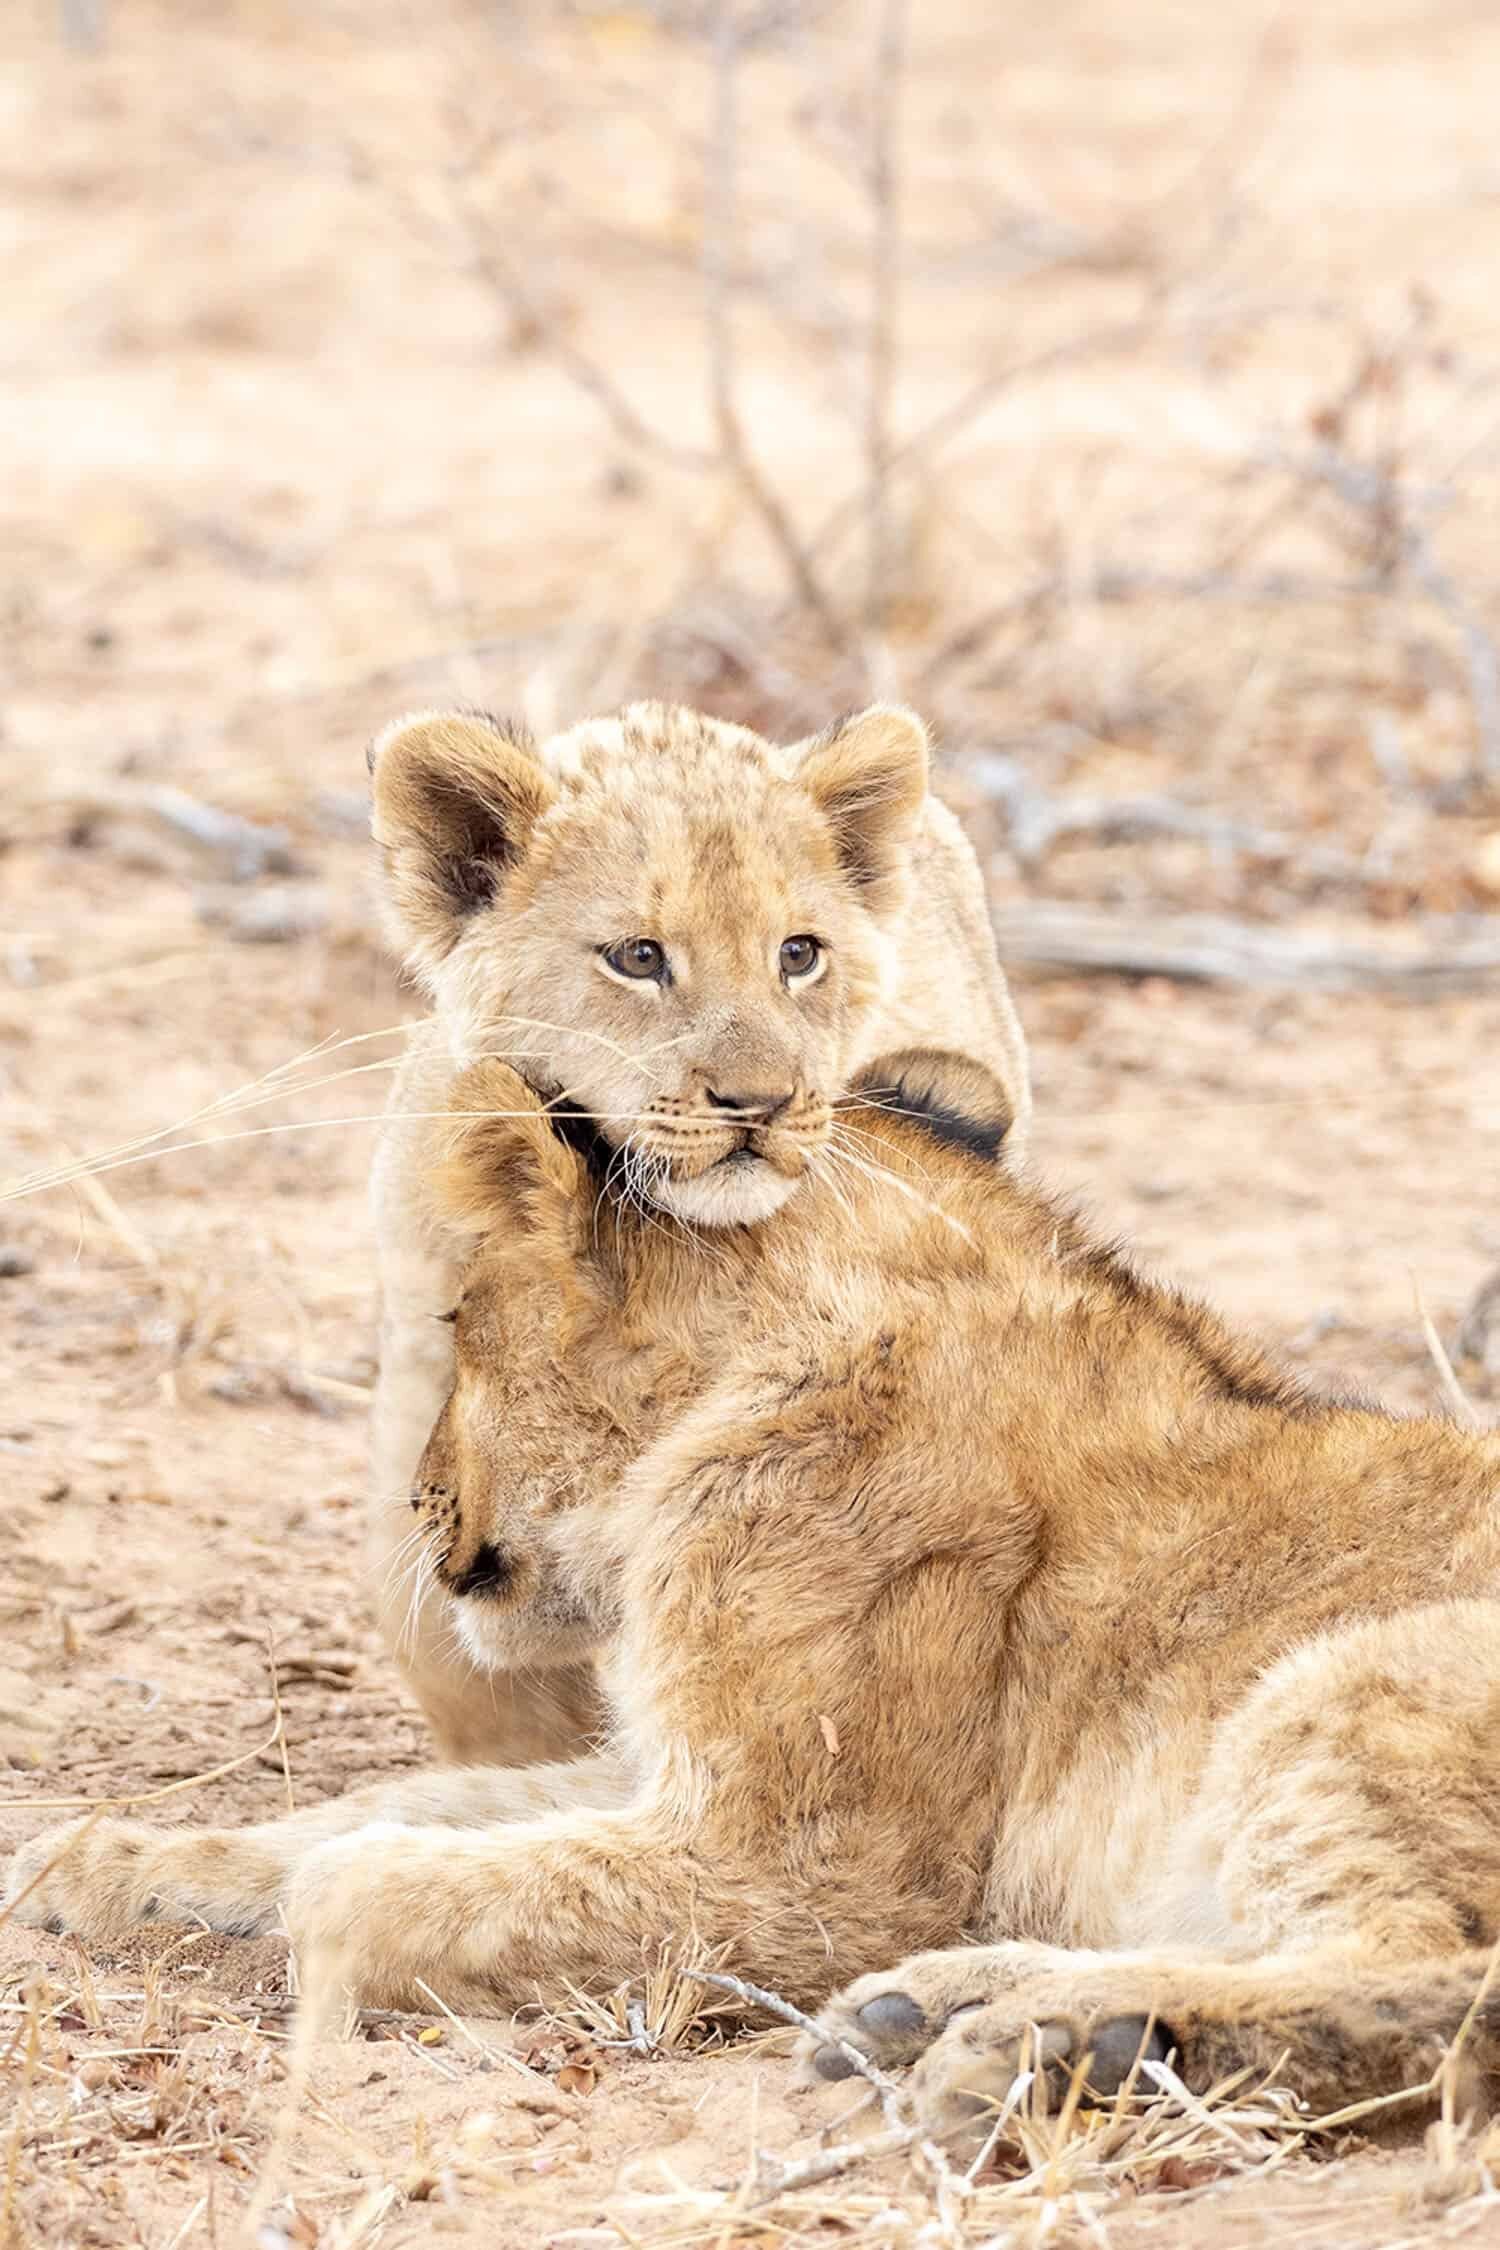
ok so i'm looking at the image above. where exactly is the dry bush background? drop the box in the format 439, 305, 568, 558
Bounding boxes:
3, 1, 1500, 2244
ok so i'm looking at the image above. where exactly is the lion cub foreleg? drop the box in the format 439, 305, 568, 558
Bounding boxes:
6, 1754, 632, 1943
279, 1780, 805, 2013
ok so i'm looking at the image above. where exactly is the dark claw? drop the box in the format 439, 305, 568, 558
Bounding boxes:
1086, 2014, 1175, 2096
857, 1990, 926, 2040
813, 2041, 858, 2081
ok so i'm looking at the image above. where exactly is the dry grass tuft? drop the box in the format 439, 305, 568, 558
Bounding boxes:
545, 1943, 749, 2059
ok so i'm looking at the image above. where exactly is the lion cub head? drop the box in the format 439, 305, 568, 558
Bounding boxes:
370, 700, 929, 1225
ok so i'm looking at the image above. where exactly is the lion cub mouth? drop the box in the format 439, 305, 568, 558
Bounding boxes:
651, 1134, 809, 1228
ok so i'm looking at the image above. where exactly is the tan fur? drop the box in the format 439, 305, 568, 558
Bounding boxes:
364, 699, 1031, 1761
12, 1053, 1500, 2139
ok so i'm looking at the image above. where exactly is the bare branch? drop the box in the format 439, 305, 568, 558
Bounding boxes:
1413, 1281, 1482, 1430
864, 0, 906, 633
806, 316, 1160, 569
705, 0, 852, 649
920, 564, 1379, 692
453, 189, 716, 473
1267, 441, 1500, 791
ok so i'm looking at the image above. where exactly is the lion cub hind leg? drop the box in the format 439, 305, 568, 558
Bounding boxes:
1192, 1599, 1500, 1965
806, 1601, 1500, 2138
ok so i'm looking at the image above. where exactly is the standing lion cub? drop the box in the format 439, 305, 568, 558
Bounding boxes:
12, 1048, 1500, 2141
365, 700, 1031, 1764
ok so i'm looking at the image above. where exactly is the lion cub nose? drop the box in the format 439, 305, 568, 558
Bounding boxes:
705, 1085, 794, 1121
448, 1543, 511, 1599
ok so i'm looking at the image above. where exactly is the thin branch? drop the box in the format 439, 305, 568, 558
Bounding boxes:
807, 316, 1160, 568
919, 565, 1380, 692
990, 902, 1500, 992
1267, 441, 1500, 790
705, 0, 851, 650
455, 198, 716, 473
691, 1968, 909, 2127
864, 0, 906, 633
970, 753, 1367, 882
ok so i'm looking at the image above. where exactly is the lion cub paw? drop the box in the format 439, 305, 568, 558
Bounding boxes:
908, 1991, 1175, 2149
5, 1817, 278, 1942
7, 1818, 159, 1940
798, 1942, 1176, 2149
799, 1942, 1081, 2081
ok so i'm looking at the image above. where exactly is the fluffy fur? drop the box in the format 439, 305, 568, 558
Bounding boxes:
12, 1054, 1500, 2144
364, 699, 1032, 1761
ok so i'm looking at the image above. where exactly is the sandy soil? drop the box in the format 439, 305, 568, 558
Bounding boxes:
4, 1, 1500, 2244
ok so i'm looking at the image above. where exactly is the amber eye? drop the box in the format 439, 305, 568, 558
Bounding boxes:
603, 937, 667, 983
780, 934, 822, 981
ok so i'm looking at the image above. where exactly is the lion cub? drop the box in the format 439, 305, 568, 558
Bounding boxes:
11, 1051, 1500, 2141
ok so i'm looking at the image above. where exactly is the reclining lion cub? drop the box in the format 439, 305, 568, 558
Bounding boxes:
12, 1052, 1500, 2140
366, 699, 1031, 1764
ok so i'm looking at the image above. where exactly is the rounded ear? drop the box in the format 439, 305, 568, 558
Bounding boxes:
794, 704, 928, 918
851, 1046, 1013, 1163
369, 709, 557, 981
435, 1061, 587, 1238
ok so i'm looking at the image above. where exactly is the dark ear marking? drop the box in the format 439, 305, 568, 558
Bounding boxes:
852, 1046, 1012, 1164
795, 705, 928, 917
368, 709, 557, 979
543, 1099, 619, 1187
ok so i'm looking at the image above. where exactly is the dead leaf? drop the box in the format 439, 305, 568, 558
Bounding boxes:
1152, 2154, 1230, 2192
555, 2059, 598, 2096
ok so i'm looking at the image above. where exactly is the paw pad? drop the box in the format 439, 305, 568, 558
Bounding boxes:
1085, 2014, 1174, 2097
858, 1990, 926, 2038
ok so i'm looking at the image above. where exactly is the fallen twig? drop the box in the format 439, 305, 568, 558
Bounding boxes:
691, 1968, 909, 2127
991, 902, 1500, 992
139, 785, 299, 880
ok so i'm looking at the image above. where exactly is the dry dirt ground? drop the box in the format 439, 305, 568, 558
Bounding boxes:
4, 1, 1500, 2245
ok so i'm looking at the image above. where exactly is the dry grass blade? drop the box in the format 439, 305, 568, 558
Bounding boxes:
1, 1725, 284, 1817
1413, 1277, 1483, 1430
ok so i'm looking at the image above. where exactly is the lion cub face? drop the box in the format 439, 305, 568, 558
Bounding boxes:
370, 700, 929, 1226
